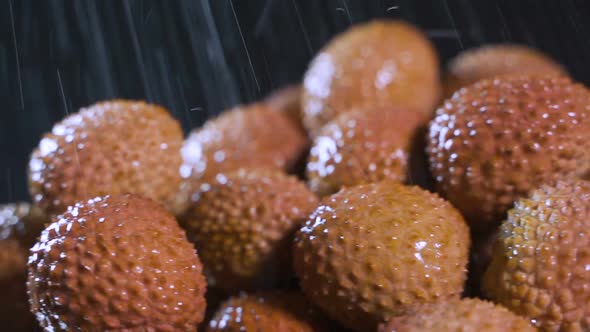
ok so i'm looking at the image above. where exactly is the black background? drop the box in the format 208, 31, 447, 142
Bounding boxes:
2, 0, 590, 203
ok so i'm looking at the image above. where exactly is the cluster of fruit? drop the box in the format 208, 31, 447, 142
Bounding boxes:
2, 20, 588, 332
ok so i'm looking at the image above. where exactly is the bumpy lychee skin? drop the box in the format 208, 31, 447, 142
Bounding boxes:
301, 20, 440, 136
207, 292, 329, 332
27, 194, 207, 331
379, 298, 536, 332
427, 75, 590, 230
28, 100, 185, 217
293, 182, 470, 331
483, 180, 590, 332
0, 203, 47, 332
181, 104, 308, 190
306, 108, 424, 196
444, 44, 565, 97
182, 169, 318, 292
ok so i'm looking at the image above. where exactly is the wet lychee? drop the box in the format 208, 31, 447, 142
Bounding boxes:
483, 180, 590, 331
427, 75, 590, 230
27, 194, 207, 331
293, 181, 470, 331
444, 44, 565, 98
306, 108, 424, 196
28, 100, 185, 217
182, 169, 318, 292
0, 203, 47, 331
180, 103, 308, 193
379, 298, 536, 332
207, 292, 330, 332
302, 20, 440, 136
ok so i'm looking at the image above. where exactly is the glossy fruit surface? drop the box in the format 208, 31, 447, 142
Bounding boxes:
183, 169, 318, 292
380, 298, 535, 332
428, 75, 590, 229
207, 292, 329, 332
181, 103, 308, 194
293, 181, 470, 331
28, 194, 207, 331
484, 180, 590, 331
306, 108, 423, 196
28, 100, 185, 217
302, 20, 440, 136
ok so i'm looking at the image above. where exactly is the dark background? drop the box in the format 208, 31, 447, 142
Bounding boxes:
2, 0, 590, 203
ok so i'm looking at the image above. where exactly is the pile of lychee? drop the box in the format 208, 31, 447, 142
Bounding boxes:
4, 20, 590, 332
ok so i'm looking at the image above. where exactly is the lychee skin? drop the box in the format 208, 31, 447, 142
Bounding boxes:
28, 100, 186, 217
444, 44, 566, 98
0, 203, 47, 332
27, 194, 207, 331
379, 298, 536, 332
301, 20, 440, 136
483, 180, 590, 332
180, 103, 308, 191
293, 181, 470, 332
306, 108, 424, 196
427, 75, 590, 230
206, 292, 329, 332
182, 169, 318, 293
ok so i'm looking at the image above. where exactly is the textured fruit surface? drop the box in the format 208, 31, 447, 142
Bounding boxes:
28, 100, 185, 217
183, 169, 318, 292
293, 182, 470, 331
444, 44, 565, 98
1, 203, 47, 332
306, 108, 424, 196
265, 84, 307, 136
483, 180, 590, 332
428, 75, 590, 229
181, 104, 308, 191
27, 194, 207, 331
379, 298, 536, 332
207, 292, 329, 332
301, 20, 440, 136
